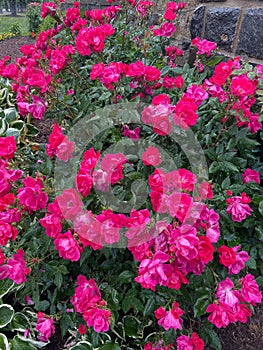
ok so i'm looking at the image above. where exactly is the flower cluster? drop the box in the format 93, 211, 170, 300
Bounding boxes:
71, 275, 111, 333
0, 136, 48, 285
206, 275, 262, 328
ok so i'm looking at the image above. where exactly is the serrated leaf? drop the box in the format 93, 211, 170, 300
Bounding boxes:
117, 271, 134, 284
38, 300, 50, 311
54, 271, 63, 288
60, 314, 74, 338
0, 304, 14, 328
143, 298, 156, 316
193, 296, 210, 318
221, 176, 230, 190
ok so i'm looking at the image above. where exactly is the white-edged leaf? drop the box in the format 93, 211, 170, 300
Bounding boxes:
0, 279, 14, 299
0, 304, 14, 328
0, 333, 10, 350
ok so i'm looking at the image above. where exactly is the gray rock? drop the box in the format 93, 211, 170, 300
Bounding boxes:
204, 7, 241, 51
190, 6, 205, 39
236, 8, 263, 60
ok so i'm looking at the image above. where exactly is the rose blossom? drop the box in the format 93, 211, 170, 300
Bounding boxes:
242, 168, 260, 184
142, 146, 162, 166
36, 312, 55, 342
54, 231, 82, 261
83, 307, 111, 333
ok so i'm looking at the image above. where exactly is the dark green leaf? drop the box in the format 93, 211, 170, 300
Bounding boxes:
193, 296, 210, 318
143, 298, 156, 317
0, 304, 14, 328
246, 257, 257, 270
118, 271, 135, 284
0, 333, 9, 350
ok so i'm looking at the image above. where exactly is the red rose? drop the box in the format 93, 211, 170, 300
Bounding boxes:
217, 245, 236, 267
0, 136, 16, 159
142, 146, 162, 166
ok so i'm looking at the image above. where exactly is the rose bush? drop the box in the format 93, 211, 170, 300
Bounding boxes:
0, 1, 262, 349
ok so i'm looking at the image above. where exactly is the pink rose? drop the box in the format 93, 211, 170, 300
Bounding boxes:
0, 136, 16, 159
71, 275, 101, 314
0, 221, 18, 246
242, 168, 260, 184
36, 312, 55, 342
17, 176, 48, 212
2, 250, 31, 284
56, 137, 75, 162
226, 195, 253, 222
241, 274, 262, 305
142, 146, 162, 166
56, 188, 82, 220
27, 95, 47, 120
54, 231, 82, 262
83, 307, 111, 333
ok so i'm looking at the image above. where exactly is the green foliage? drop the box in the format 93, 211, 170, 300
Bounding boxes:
0, 1, 262, 350
26, 2, 42, 34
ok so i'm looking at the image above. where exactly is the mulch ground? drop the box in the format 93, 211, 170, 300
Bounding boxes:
0, 35, 35, 60
1, 35, 263, 350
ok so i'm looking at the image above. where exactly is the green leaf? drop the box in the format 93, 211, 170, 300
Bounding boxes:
99, 343, 121, 350
221, 177, 230, 190
11, 312, 30, 332
193, 296, 210, 318
69, 342, 92, 350
207, 329, 222, 350
206, 56, 223, 67
258, 201, 263, 216
0, 304, 14, 328
143, 298, 156, 317
60, 314, 74, 338
11, 121, 24, 131
10, 336, 37, 350
98, 92, 111, 101
25, 124, 39, 136
0, 333, 9, 350
38, 300, 50, 311
221, 161, 239, 172
4, 108, 17, 122
54, 271, 63, 288
246, 257, 257, 270
123, 315, 140, 337
5, 128, 20, 140
0, 279, 14, 299
14, 337, 47, 349
128, 297, 144, 313
117, 271, 134, 284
